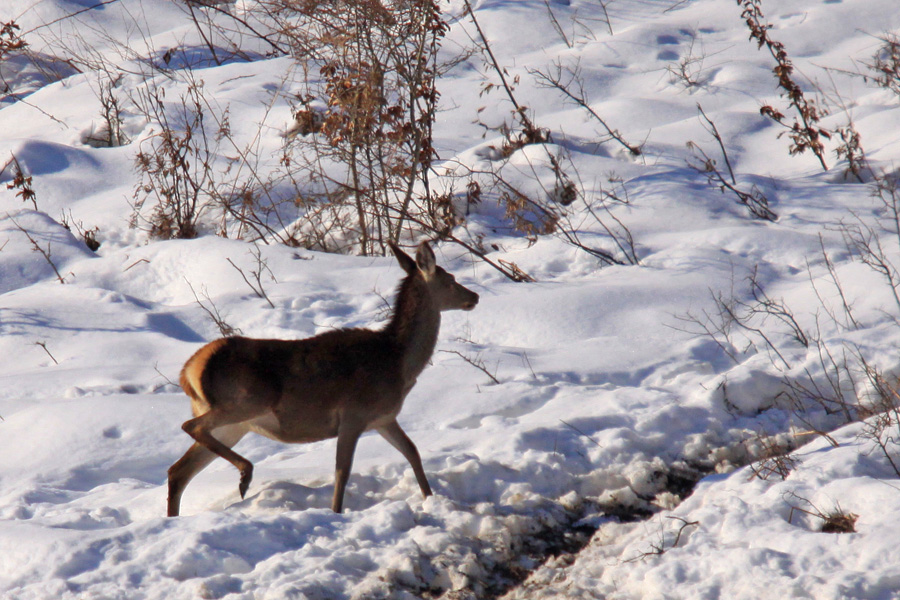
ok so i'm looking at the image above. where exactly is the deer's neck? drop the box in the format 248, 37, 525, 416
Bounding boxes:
385, 276, 440, 382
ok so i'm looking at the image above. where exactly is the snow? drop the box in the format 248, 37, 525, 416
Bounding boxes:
2, 0, 900, 598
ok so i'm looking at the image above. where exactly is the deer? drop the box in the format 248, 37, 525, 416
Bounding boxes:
167, 241, 479, 517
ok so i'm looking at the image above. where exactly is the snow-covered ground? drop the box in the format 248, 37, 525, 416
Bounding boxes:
2, 0, 900, 598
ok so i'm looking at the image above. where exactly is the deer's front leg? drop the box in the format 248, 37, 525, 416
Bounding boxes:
332, 420, 365, 513
377, 419, 432, 499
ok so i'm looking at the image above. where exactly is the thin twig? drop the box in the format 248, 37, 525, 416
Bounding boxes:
21, 0, 122, 36
542, 0, 571, 48
226, 245, 276, 308
530, 61, 641, 156
34, 341, 59, 365
184, 278, 241, 337
697, 104, 735, 184
521, 351, 538, 380
9, 215, 67, 283
463, 0, 530, 125
153, 363, 178, 387
560, 419, 603, 448
440, 349, 500, 384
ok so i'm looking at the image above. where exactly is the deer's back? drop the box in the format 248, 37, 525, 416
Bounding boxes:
193, 330, 408, 441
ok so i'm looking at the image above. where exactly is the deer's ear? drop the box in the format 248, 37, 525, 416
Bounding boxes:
415, 242, 436, 276
389, 242, 417, 275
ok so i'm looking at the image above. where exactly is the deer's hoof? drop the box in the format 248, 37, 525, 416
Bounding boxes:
238, 465, 253, 499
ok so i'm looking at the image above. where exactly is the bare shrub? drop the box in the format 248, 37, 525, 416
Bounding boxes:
786, 492, 858, 533
673, 264, 859, 440
676, 169, 900, 469
185, 278, 241, 337
226, 244, 277, 308
625, 516, 699, 562
440, 348, 500, 386
687, 105, 777, 221
2, 154, 38, 210
84, 72, 130, 148
0, 20, 27, 59
60, 209, 101, 252
530, 59, 642, 157
251, 0, 450, 256
856, 361, 900, 478
9, 215, 68, 284
666, 34, 711, 91
110, 0, 643, 278
131, 79, 222, 239
834, 121, 871, 183
867, 33, 900, 100
839, 173, 900, 316
675, 266, 803, 371
739, 0, 831, 170
458, 4, 641, 269
747, 433, 798, 481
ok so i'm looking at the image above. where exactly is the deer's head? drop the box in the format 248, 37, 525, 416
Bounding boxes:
390, 242, 479, 312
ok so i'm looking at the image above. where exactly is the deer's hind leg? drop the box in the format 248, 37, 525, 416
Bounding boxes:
167, 423, 247, 516
180, 408, 264, 503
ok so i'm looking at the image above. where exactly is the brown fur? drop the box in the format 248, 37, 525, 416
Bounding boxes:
180, 337, 228, 416
166, 242, 479, 516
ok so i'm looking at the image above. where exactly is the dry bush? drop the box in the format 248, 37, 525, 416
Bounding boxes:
125, 1, 643, 277
856, 362, 900, 478
249, 0, 450, 256
840, 173, 900, 316
739, 0, 831, 170
60, 210, 101, 252
625, 516, 699, 562
186, 279, 242, 337
665, 33, 721, 91
747, 433, 798, 481
687, 105, 777, 222
834, 121, 871, 183
868, 33, 900, 100
2, 154, 37, 210
0, 20, 27, 59
530, 59, 641, 157
460, 3, 641, 269
676, 167, 900, 474
786, 492, 858, 534
83, 72, 130, 148
131, 79, 222, 239
9, 216, 68, 284
674, 264, 858, 442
